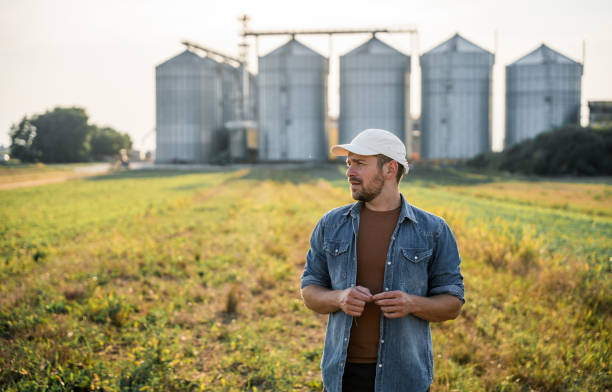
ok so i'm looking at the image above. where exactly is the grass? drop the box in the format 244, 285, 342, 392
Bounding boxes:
0, 164, 610, 391
441, 178, 611, 217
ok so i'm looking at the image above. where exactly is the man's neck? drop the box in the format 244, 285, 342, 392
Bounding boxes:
365, 188, 402, 212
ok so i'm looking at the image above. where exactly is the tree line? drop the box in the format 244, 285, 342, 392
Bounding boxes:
9, 107, 132, 163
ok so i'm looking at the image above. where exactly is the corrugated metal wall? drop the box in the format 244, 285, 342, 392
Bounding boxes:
420, 33, 494, 159
257, 39, 328, 161
156, 50, 244, 163
505, 44, 583, 147
156, 51, 208, 162
339, 37, 410, 148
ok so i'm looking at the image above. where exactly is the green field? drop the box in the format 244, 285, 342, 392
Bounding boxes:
1, 164, 610, 391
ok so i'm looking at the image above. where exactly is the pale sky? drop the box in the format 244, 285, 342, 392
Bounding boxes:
1, 0, 611, 152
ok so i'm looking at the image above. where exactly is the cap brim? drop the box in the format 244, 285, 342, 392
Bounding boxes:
331, 143, 410, 172
330, 143, 379, 157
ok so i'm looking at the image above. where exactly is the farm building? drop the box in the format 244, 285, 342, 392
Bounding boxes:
420, 33, 494, 160
588, 101, 612, 127
339, 37, 411, 151
155, 50, 244, 163
257, 39, 328, 161
505, 44, 583, 147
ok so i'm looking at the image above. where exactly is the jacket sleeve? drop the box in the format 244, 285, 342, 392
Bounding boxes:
301, 218, 331, 289
427, 219, 465, 303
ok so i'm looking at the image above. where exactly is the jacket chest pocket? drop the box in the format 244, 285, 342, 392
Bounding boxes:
398, 248, 433, 294
324, 240, 349, 289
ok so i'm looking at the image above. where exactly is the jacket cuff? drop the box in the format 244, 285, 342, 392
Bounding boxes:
301, 277, 330, 290
429, 285, 465, 304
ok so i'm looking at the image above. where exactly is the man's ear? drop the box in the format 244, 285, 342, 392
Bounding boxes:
386, 161, 397, 178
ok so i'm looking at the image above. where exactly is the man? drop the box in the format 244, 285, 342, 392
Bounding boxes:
300, 129, 464, 392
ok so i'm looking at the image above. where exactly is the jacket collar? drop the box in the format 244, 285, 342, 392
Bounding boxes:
343, 193, 418, 224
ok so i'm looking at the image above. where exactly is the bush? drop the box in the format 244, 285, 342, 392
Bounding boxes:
469, 125, 612, 176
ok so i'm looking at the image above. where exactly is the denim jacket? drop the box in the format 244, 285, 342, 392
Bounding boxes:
301, 194, 464, 392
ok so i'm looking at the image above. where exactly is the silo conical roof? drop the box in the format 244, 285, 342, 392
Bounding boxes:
509, 44, 581, 66
424, 33, 492, 55
156, 49, 220, 69
263, 38, 326, 59
156, 50, 201, 68
343, 36, 407, 56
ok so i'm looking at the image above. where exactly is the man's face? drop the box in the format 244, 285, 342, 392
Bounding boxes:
346, 153, 385, 202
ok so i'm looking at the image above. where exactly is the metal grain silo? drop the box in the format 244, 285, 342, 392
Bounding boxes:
258, 39, 328, 161
420, 33, 494, 159
505, 44, 583, 147
339, 37, 410, 147
155, 50, 222, 163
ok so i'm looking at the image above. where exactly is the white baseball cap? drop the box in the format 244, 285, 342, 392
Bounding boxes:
331, 129, 409, 171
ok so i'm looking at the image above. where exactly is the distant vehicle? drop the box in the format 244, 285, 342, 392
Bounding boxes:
119, 149, 129, 168
111, 149, 130, 169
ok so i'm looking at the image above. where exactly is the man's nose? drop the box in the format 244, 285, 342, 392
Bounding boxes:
346, 165, 354, 177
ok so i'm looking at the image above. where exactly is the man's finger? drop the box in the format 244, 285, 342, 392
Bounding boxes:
351, 290, 373, 302
346, 307, 363, 316
351, 291, 371, 301
354, 286, 373, 299
374, 298, 398, 306
380, 304, 399, 310
355, 285, 372, 294
383, 311, 401, 319
372, 291, 399, 301
347, 298, 366, 307
380, 306, 400, 313
347, 304, 365, 312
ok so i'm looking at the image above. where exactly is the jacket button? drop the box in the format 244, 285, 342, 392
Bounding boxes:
414, 255, 418, 260
379, 364, 382, 368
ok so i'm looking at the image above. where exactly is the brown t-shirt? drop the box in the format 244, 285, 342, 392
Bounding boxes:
347, 204, 401, 363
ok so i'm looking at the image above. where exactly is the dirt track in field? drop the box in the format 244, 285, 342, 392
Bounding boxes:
0, 164, 113, 191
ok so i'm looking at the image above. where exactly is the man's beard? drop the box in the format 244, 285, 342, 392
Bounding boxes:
349, 171, 385, 202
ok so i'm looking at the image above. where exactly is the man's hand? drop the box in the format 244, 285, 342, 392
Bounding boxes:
372, 290, 417, 319
338, 286, 373, 316
372, 292, 463, 321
